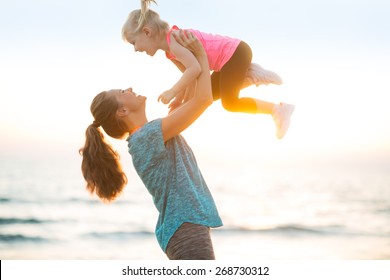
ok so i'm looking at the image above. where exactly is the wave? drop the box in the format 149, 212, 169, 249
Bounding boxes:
67, 197, 137, 205
0, 196, 90, 204
217, 224, 354, 236
0, 196, 132, 205
0, 218, 52, 225
377, 207, 390, 214
218, 224, 390, 237
82, 225, 355, 240
0, 234, 47, 243
82, 224, 389, 240
85, 230, 154, 239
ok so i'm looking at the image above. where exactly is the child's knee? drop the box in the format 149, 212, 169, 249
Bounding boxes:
221, 99, 240, 112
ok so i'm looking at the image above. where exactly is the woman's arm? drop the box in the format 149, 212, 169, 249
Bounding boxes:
161, 31, 212, 142
168, 80, 196, 113
167, 58, 198, 110
168, 36, 202, 94
158, 32, 202, 104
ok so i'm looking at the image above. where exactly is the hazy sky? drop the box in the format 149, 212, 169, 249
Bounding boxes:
1, 0, 389, 166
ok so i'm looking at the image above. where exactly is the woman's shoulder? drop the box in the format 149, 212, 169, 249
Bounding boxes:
128, 119, 162, 141
127, 118, 166, 156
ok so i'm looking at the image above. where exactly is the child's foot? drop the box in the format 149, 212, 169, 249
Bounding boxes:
272, 103, 295, 139
247, 63, 283, 87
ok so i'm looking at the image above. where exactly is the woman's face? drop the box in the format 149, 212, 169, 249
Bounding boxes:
112, 88, 146, 112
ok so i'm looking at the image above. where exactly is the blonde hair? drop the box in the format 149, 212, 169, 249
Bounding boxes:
122, 0, 169, 42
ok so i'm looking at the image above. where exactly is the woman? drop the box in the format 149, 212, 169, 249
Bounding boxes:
80, 31, 222, 260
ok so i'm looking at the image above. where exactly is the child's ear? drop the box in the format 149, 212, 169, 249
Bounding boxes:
142, 26, 153, 37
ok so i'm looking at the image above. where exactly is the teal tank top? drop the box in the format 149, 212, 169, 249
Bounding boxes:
127, 119, 222, 251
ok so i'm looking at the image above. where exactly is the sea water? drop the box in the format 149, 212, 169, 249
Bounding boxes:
1, 153, 389, 260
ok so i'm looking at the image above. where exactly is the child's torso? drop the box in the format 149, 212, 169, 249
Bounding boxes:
166, 25, 241, 71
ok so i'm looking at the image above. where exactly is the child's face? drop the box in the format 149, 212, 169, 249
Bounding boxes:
128, 27, 159, 56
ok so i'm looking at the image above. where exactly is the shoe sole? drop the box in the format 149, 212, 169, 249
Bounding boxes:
276, 104, 295, 139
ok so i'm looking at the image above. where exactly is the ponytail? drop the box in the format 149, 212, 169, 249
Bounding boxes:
80, 125, 127, 202
122, 0, 168, 41
138, 0, 157, 30
80, 91, 129, 203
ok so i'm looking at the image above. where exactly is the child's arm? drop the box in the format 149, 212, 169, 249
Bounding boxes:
171, 59, 186, 73
168, 80, 197, 113
165, 59, 188, 110
158, 33, 202, 104
161, 31, 212, 141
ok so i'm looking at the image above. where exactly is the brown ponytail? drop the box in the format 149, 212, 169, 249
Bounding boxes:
80, 91, 129, 202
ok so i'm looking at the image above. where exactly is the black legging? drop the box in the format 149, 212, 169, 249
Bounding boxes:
211, 41, 257, 113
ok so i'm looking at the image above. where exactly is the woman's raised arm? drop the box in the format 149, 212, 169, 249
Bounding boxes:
161, 31, 212, 142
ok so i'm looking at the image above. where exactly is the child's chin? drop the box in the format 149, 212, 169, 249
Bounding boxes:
148, 51, 157, 57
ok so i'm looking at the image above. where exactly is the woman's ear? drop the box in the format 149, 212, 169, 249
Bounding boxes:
116, 107, 128, 118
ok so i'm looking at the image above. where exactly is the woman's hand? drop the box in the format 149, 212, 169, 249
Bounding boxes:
161, 30, 211, 142
172, 30, 205, 58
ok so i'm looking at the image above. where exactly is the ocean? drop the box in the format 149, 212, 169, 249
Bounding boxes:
1, 153, 389, 260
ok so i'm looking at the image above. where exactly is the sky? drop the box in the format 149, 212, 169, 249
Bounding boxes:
1, 0, 389, 169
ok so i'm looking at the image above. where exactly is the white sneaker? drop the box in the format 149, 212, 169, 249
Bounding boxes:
247, 63, 283, 87
272, 103, 295, 139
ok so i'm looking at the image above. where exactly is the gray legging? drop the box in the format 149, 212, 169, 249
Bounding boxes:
165, 222, 216, 260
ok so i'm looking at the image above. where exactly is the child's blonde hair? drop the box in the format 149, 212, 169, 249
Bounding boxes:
122, 0, 169, 42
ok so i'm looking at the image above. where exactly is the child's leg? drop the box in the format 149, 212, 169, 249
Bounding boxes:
214, 42, 295, 138
216, 41, 275, 114
165, 223, 216, 260
214, 41, 258, 113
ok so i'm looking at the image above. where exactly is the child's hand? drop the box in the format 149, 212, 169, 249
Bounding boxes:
158, 89, 177, 104
168, 96, 183, 113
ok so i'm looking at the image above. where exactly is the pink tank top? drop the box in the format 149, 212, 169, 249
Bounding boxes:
166, 25, 241, 72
